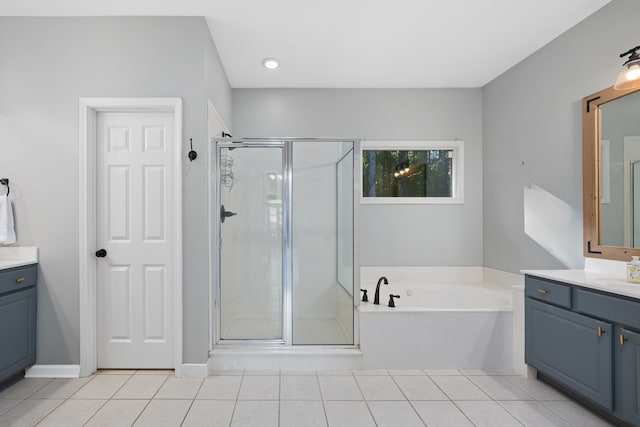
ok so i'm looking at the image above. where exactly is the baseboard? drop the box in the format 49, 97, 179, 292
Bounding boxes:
25, 365, 80, 378
177, 363, 208, 378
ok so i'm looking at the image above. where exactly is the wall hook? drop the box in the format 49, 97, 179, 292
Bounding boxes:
0, 178, 9, 196
188, 138, 197, 161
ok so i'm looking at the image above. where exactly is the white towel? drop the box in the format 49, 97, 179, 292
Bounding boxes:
0, 194, 16, 244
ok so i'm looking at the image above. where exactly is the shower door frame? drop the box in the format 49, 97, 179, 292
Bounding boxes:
210, 138, 360, 348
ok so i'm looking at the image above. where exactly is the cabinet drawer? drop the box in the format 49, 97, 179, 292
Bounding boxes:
0, 265, 37, 296
525, 276, 572, 308
575, 289, 640, 330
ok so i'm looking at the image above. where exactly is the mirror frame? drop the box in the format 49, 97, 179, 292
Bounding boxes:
583, 85, 640, 261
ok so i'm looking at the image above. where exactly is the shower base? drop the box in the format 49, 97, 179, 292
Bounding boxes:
222, 316, 351, 345
208, 347, 362, 372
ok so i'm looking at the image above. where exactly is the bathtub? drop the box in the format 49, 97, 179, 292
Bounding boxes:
359, 269, 515, 370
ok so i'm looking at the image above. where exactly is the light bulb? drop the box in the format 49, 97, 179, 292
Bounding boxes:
394, 172, 399, 177
405, 167, 410, 172
262, 57, 280, 70
627, 65, 640, 81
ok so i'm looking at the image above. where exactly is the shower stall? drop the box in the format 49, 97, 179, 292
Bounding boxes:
210, 139, 359, 349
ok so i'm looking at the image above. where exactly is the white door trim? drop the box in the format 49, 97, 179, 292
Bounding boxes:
79, 98, 183, 377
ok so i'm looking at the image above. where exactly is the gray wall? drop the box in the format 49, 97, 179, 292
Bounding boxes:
0, 17, 232, 365
483, 0, 640, 273
232, 89, 483, 266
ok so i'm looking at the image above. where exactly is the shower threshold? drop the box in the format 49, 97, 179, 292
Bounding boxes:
208, 346, 362, 372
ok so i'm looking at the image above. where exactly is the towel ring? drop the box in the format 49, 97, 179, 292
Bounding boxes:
0, 178, 9, 196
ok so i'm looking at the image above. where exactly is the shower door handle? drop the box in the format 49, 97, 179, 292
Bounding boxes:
220, 205, 237, 223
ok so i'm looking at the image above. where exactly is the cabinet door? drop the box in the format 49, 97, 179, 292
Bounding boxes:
0, 288, 36, 383
621, 328, 640, 425
526, 298, 613, 409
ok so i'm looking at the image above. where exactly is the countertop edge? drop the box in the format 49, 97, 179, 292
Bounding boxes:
522, 269, 640, 300
0, 247, 39, 271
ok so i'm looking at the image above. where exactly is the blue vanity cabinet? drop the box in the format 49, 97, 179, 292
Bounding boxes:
526, 274, 640, 425
525, 297, 613, 409
621, 327, 640, 425
0, 264, 37, 384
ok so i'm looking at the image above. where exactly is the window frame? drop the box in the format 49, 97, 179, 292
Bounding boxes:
360, 140, 464, 205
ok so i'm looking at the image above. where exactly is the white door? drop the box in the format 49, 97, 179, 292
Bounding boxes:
96, 111, 175, 368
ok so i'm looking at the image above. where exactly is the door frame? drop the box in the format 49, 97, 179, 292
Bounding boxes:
207, 100, 230, 351
78, 98, 183, 377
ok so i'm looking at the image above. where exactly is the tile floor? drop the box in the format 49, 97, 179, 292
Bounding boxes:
0, 369, 614, 427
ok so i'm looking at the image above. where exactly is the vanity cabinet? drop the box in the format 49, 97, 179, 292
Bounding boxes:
0, 264, 37, 385
621, 327, 640, 425
525, 274, 640, 426
526, 298, 612, 409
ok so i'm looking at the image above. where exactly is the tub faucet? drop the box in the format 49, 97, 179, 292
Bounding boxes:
374, 276, 389, 305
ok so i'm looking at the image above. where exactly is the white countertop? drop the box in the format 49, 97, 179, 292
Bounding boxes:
0, 247, 38, 270
522, 269, 640, 300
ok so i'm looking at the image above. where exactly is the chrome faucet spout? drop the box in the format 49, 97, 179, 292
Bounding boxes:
373, 276, 389, 305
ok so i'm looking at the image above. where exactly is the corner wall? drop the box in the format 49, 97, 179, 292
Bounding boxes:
482, 0, 640, 273
0, 17, 232, 365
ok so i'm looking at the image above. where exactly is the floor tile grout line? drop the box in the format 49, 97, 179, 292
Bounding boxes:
450, 400, 484, 427
388, 373, 411, 401
494, 400, 535, 427
226, 370, 247, 426
125, 370, 170, 426
427, 373, 460, 402
466, 375, 536, 402
35, 376, 109, 427
179, 399, 196, 427
79, 397, 111, 427
538, 399, 615, 427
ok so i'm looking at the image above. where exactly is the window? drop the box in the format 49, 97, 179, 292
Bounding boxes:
361, 140, 464, 204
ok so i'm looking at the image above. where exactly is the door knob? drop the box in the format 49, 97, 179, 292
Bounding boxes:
95, 249, 107, 258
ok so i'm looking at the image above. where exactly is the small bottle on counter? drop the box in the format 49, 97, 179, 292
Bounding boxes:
627, 256, 640, 283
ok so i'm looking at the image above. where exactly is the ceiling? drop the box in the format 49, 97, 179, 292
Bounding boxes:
0, 0, 611, 88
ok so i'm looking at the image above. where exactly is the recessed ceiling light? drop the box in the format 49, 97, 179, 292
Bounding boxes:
262, 57, 280, 70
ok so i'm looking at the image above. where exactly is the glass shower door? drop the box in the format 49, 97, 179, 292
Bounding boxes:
218, 144, 284, 341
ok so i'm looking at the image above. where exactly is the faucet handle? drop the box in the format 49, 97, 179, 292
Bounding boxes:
360, 289, 369, 302
388, 294, 400, 308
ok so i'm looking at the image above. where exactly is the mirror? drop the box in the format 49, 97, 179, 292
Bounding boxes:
583, 85, 640, 261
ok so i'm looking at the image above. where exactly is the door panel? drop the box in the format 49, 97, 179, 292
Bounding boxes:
525, 298, 613, 409
97, 111, 174, 368
218, 145, 284, 341
621, 328, 640, 425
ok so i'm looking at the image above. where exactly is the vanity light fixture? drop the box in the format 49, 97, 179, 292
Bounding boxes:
614, 45, 640, 90
262, 57, 280, 70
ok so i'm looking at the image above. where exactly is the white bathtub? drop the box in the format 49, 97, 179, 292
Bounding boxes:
360, 282, 512, 312
359, 271, 515, 370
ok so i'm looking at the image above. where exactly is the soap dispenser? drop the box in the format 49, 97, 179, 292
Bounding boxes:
627, 256, 640, 283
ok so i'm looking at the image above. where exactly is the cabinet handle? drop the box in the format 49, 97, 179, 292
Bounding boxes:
597, 327, 606, 337
537, 289, 548, 294
16, 277, 25, 284
620, 334, 628, 345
